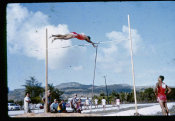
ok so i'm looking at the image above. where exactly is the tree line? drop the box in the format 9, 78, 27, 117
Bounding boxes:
8, 76, 175, 105
9, 76, 64, 105
93, 87, 175, 104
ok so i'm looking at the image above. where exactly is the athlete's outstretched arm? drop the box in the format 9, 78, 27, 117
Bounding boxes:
166, 85, 171, 94
155, 82, 158, 96
85, 36, 93, 43
85, 36, 96, 47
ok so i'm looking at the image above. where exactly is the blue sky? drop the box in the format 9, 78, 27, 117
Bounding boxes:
7, 2, 175, 90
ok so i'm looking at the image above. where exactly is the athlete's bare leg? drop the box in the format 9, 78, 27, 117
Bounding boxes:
63, 34, 74, 40
49, 34, 65, 39
53, 34, 65, 37
159, 101, 167, 115
53, 37, 65, 40
164, 102, 169, 116
51, 37, 63, 43
52, 34, 74, 43
50, 33, 71, 39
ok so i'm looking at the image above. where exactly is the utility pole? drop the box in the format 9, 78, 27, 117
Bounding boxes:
104, 75, 109, 104
45, 28, 48, 113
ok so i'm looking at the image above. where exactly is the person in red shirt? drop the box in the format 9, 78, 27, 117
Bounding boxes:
155, 75, 171, 116
49, 32, 96, 47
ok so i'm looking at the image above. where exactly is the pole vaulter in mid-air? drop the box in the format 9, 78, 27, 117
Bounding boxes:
49, 32, 96, 47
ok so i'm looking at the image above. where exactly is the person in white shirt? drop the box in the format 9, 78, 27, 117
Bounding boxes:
85, 97, 90, 110
116, 98, 120, 109
94, 98, 98, 108
50, 99, 58, 113
24, 92, 31, 113
101, 97, 106, 110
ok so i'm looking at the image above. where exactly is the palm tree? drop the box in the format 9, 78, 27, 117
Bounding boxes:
47, 83, 64, 102
22, 76, 44, 103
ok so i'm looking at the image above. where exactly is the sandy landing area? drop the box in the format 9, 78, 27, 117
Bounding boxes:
15, 113, 100, 117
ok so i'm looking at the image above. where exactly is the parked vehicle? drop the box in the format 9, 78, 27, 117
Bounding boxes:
35, 103, 44, 109
21, 105, 24, 110
8, 103, 21, 111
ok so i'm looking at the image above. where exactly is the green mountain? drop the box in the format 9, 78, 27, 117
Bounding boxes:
8, 82, 150, 101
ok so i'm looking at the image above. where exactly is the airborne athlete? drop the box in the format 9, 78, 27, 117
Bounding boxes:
49, 32, 96, 47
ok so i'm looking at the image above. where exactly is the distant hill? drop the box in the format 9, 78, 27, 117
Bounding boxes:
54, 82, 134, 99
8, 89, 26, 101
55, 82, 88, 89
8, 82, 153, 101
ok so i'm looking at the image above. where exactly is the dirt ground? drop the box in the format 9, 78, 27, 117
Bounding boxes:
15, 113, 101, 117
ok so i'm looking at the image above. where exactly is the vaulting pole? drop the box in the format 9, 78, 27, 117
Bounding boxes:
91, 45, 98, 110
45, 28, 48, 113
128, 15, 139, 115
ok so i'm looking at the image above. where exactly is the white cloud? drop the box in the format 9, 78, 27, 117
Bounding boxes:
97, 25, 142, 73
7, 3, 142, 74
72, 65, 83, 71
106, 25, 142, 54
7, 3, 85, 69
122, 26, 142, 53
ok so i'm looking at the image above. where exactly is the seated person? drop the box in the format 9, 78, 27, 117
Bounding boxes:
61, 100, 67, 113
50, 99, 58, 113
76, 99, 82, 113
57, 102, 62, 113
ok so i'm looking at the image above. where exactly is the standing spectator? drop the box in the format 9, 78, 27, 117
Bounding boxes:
116, 98, 120, 109
115, 98, 117, 107
70, 94, 78, 112
94, 98, 98, 108
112, 98, 115, 107
101, 97, 106, 111
42, 90, 52, 112
85, 97, 90, 110
89, 98, 92, 108
50, 99, 58, 113
24, 92, 31, 113
80, 96, 83, 110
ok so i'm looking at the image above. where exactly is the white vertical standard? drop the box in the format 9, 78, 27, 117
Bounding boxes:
45, 28, 48, 113
91, 45, 98, 111
128, 15, 139, 115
